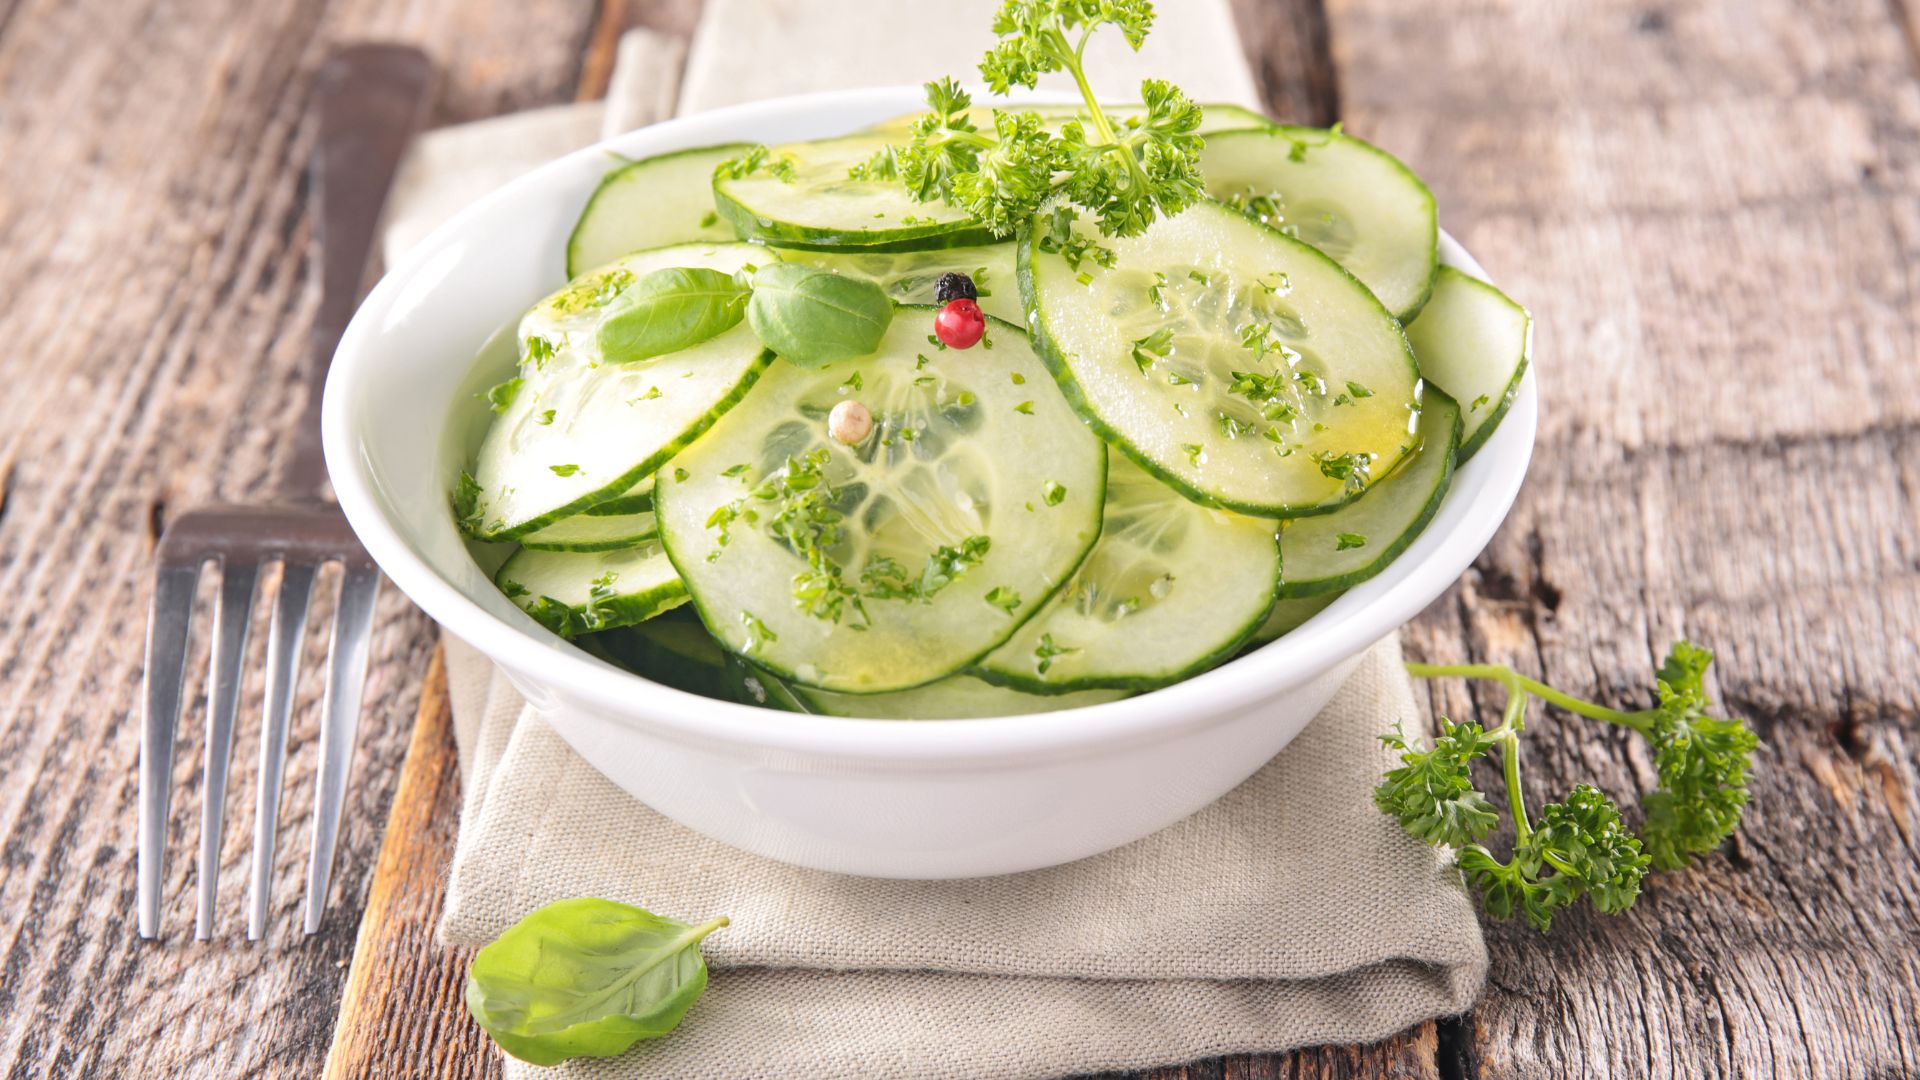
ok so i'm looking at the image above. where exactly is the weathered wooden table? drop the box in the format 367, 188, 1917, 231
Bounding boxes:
2, 0, 1916, 1076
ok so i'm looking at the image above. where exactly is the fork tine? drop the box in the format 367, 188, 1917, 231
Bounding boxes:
246, 559, 316, 940
138, 560, 203, 940
194, 558, 260, 939
303, 560, 380, 934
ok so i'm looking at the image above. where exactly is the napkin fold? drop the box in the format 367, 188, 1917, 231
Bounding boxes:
439, 635, 1484, 1080
389, 4, 1486, 1077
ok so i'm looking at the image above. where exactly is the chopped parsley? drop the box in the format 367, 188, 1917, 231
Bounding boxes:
452, 472, 485, 534
549, 269, 632, 315
984, 586, 1022, 614
1148, 271, 1169, 308
715, 145, 797, 183
861, 535, 992, 603
485, 377, 523, 414
1131, 328, 1174, 375
1036, 206, 1116, 271
1314, 450, 1373, 495
524, 335, 557, 368
1033, 633, 1078, 676
1336, 532, 1368, 550
1042, 480, 1067, 506
739, 610, 778, 648
1014, 400, 1035, 415
549, 464, 580, 477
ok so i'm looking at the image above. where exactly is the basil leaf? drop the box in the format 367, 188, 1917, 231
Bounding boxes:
746, 262, 894, 368
597, 267, 749, 363
464, 897, 728, 1065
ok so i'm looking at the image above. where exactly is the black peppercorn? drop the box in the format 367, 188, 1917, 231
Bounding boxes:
933, 271, 977, 303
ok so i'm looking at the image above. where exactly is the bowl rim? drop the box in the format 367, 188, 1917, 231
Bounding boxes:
323, 84, 1536, 764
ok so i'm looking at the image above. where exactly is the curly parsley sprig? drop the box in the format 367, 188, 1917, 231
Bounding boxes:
869, 0, 1206, 240
1378, 641, 1758, 931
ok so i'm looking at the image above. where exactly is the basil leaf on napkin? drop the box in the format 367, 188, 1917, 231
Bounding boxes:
465, 897, 728, 1065
598, 267, 751, 363
746, 262, 894, 367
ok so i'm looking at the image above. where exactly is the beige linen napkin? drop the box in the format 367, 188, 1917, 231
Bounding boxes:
388, 4, 1487, 1077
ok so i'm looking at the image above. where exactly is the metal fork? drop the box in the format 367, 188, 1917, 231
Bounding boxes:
137, 44, 434, 941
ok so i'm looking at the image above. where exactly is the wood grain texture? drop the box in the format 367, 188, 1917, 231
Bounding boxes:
1334, 0, 1920, 1075
3, 0, 1917, 1077
0, 0, 604, 1076
324, 648, 493, 1080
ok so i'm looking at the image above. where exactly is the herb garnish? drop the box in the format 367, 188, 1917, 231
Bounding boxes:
597, 266, 750, 363
1131, 327, 1174, 374
871, 1, 1204, 241
465, 897, 727, 1066
746, 263, 895, 367
1033, 632, 1077, 675
485, 377, 523, 414
1313, 449, 1371, 494
1379, 643, 1758, 931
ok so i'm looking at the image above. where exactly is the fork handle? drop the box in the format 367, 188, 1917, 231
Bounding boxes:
283, 44, 435, 502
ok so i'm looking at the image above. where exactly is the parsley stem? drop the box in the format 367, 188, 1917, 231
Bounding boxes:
1047, 19, 1114, 145
1406, 662, 1656, 734
927, 128, 997, 152
1502, 731, 1531, 844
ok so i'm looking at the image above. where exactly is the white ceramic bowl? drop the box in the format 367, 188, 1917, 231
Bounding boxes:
324, 86, 1535, 878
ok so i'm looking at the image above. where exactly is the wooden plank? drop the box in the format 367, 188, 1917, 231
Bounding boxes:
324, 648, 494, 1080
1321, 0, 1920, 1074
0, 0, 613, 1075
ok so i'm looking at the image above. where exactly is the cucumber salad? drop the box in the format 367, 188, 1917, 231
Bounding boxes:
451, 2, 1532, 720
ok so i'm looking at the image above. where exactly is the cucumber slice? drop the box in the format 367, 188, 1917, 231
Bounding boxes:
580, 610, 805, 710
585, 615, 1118, 719
566, 144, 746, 278
1404, 266, 1532, 462
465, 242, 777, 541
1246, 592, 1339, 646
713, 135, 998, 252
496, 541, 686, 637
1279, 392, 1459, 597
794, 674, 1127, 719
655, 309, 1107, 693
864, 101, 1271, 137
1200, 127, 1438, 321
975, 450, 1280, 692
520, 480, 657, 551
1021, 199, 1422, 518
796, 244, 1023, 324
583, 478, 654, 517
